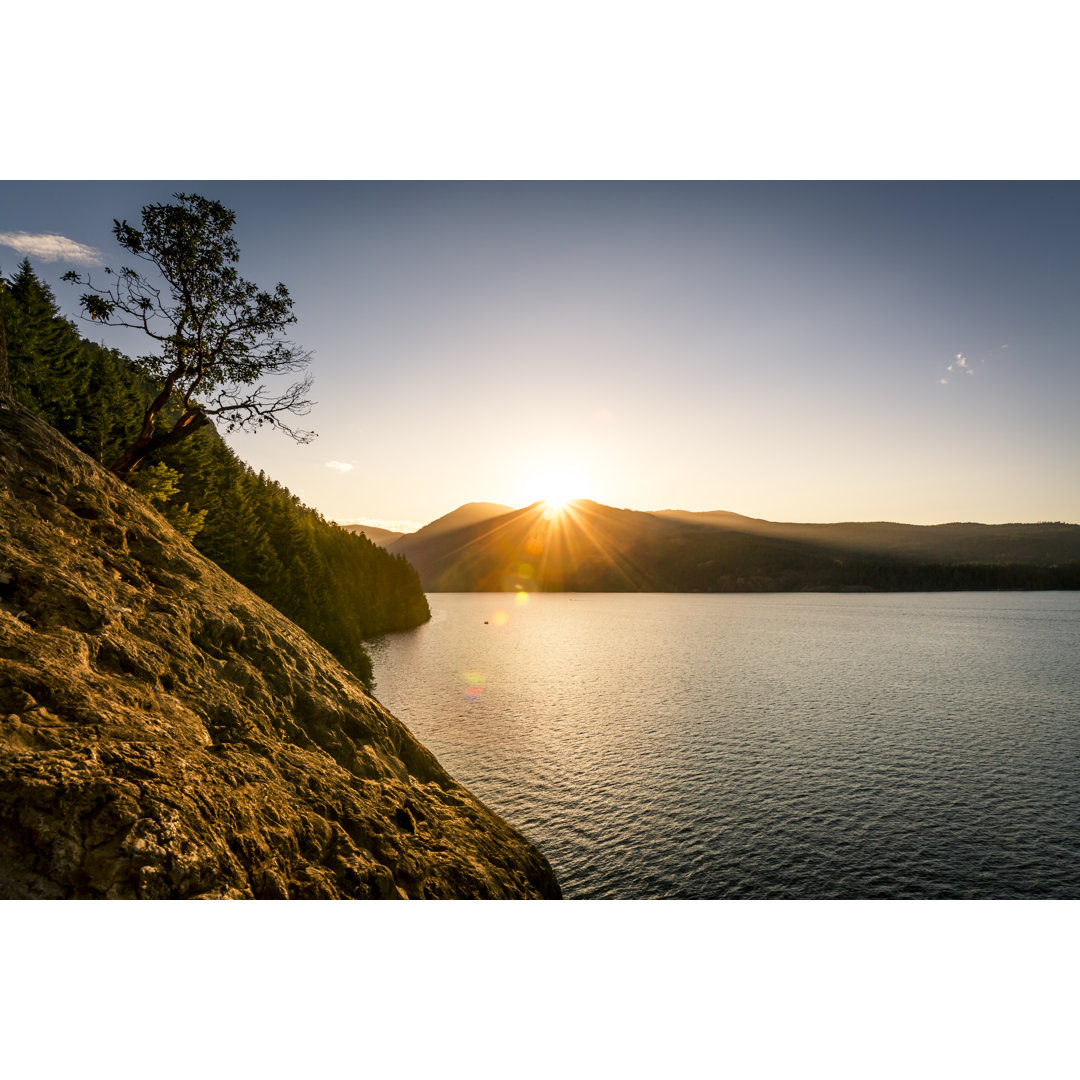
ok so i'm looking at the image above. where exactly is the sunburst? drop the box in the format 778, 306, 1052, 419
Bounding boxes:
521, 462, 585, 513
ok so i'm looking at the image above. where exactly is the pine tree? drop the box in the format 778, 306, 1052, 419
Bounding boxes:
0, 279, 12, 399
5, 260, 87, 429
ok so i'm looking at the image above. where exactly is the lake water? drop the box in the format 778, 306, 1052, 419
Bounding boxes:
367, 592, 1080, 899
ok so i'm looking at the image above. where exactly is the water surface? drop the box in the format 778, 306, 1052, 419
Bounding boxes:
368, 592, 1080, 899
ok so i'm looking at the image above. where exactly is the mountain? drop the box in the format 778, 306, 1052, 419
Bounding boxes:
392, 502, 513, 549
0, 400, 560, 899
341, 523, 406, 547
656, 509, 1080, 566
393, 499, 1080, 593
389, 502, 519, 585
345, 507, 515, 553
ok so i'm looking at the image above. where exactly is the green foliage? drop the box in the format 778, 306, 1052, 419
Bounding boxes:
131, 462, 208, 540
1, 259, 146, 462
4, 259, 87, 425
4, 260, 429, 688
163, 501, 208, 542
132, 461, 181, 505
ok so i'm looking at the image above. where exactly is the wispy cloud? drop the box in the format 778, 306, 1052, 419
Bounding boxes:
325, 460, 354, 473
939, 377, 949, 384
0, 231, 104, 266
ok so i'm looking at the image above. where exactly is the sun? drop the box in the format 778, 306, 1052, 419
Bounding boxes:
524, 464, 584, 513
535, 470, 578, 511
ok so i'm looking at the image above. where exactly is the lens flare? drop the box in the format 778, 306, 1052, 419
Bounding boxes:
463, 670, 485, 701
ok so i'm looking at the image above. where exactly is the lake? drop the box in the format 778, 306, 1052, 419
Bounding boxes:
367, 592, 1080, 899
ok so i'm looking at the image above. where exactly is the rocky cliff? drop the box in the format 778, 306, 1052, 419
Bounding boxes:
0, 401, 560, 898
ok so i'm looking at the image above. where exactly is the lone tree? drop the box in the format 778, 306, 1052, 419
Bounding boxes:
63, 193, 314, 479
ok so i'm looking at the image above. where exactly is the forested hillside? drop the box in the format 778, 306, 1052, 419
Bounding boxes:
0, 260, 429, 686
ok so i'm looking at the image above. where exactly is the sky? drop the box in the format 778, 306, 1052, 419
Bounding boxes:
2, 180, 1078, 529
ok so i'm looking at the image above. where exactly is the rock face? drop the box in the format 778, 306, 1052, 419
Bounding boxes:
0, 402, 560, 899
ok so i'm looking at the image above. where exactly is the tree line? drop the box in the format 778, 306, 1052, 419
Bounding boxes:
0, 259, 429, 687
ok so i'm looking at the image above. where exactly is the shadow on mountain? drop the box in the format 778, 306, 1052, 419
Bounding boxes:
393, 500, 1080, 593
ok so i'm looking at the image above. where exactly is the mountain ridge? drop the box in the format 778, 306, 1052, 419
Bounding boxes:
389, 499, 1080, 593
341, 523, 405, 547
391, 502, 514, 548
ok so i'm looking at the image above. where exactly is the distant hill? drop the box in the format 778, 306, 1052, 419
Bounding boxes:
344, 504, 513, 552
391, 502, 513, 559
394, 499, 1080, 593
341, 523, 406, 547
656, 509, 1080, 566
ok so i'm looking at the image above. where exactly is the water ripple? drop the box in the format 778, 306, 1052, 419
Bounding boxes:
369, 592, 1080, 899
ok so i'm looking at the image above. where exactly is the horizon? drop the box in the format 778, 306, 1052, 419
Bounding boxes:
340, 495, 1080, 537
3, 181, 1079, 528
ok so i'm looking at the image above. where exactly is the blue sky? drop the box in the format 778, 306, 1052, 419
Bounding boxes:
2, 181, 1077, 527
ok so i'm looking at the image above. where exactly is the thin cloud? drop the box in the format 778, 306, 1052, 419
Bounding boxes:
939, 377, 949, 384
325, 460, 354, 473
0, 231, 104, 266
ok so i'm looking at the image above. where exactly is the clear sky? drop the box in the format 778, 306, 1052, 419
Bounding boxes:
2, 181, 1078, 529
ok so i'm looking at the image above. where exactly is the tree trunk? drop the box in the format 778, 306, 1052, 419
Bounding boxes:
111, 409, 209, 479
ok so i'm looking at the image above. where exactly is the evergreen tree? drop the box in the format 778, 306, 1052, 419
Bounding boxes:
131, 462, 207, 539
0, 278, 11, 399
5, 259, 87, 430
